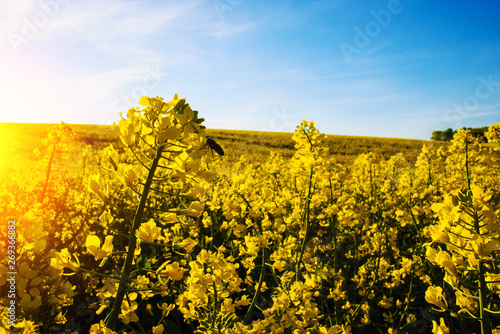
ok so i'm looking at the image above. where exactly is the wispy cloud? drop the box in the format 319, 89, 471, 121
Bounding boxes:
46, 1, 199, 38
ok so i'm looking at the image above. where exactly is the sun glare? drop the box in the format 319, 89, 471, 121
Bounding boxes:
0, 124, 22, 177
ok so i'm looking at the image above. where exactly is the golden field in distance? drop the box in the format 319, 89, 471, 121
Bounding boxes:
0, 122, 445, 169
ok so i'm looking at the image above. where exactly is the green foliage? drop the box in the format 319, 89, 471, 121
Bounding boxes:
431, 128, 454, 141
432, 126, 490, 142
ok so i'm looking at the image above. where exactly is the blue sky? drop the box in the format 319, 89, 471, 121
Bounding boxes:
0, 0, 499, 139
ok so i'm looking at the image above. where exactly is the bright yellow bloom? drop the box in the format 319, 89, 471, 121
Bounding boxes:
470, 233, 499, 258
425, 286, 447, 310
485, 122, 500, 143
13, 320, 39, 333
88, 175, 107, 202
378, 295, 393, 309
184, 201, 204, 218
89, 320, 118, 334
431, 317, 449, 334
161, 212, 179, 223
119, 300, 139, 324
455, 289, 477, 312
436, 250, 457, 276
272, 260, 286, 272
86, 235, 114, 261
159, 262, 186, 281
152, 324, 164, 334
99, 210, 114, 225
136, 219, 162, 242
50, 248, 80, 272
123, 166, 138, 186
177, 237, 198, 252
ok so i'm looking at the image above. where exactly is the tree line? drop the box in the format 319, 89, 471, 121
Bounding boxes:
431, 126, 489, 141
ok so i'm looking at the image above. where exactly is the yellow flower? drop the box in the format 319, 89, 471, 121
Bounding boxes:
152, 324, 165, 334
158, 303, 175, 317
184, 185, 205, 198
470, 233, 499, 258
123, 166, 138, 186
158, 125, 182, 143
50, 248, 80, 272
55, 311, 67, 324
161, 212, 179, 223
221, 298, 236, 314
428, 224, 450, 243
436, 250, 457, 276
455, 289, 477, 312
235, 295, 251, 307
485, 122, 500, 143
118, 113, 140, 147
177, 237, 198, 252
431, 317, 449, 334
89, 320, 118, 334
99, 210, 114, 225
272, 260, 286, 272
13, 320, 39, 333
184, 201, 205, 218
382, 312, 393, 323
325, 325, 352, 334
50, 280, 75, 305
139, 96, 151, 106
119, 300, 139, 324
86, 235, 114, 261
88, 175, 107, 202
378, 295, 393, 309
159, 262, 186, 281
425, 286, 447, 310
174, 152, 200, 175
136, 219, 162, 242
167, 94, 182, 107
471, 186, 492, 210
262, 187, 273, 200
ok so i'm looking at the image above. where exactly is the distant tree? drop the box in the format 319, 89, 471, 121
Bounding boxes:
431, 128, 454, 141
442, 128, 454, 141
431, 130, 443, 141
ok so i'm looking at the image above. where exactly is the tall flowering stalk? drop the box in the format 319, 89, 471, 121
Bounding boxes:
92, 94, 215, 329
290, 121, 328, 281
424, 128, 500, 334
426, 186, 500, 334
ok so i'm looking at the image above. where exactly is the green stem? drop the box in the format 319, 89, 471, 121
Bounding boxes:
478, 261, 492, 332
473, 206, 491, 334
466, 140, 471, 190
212, 279, 218, 331
296, 167, 314, 281
243, 245, 266, 324
349, 252, 381, 324
105, 144, 164, 329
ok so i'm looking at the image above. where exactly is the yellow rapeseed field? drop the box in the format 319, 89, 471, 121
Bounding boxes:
1, 95, 500, 334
